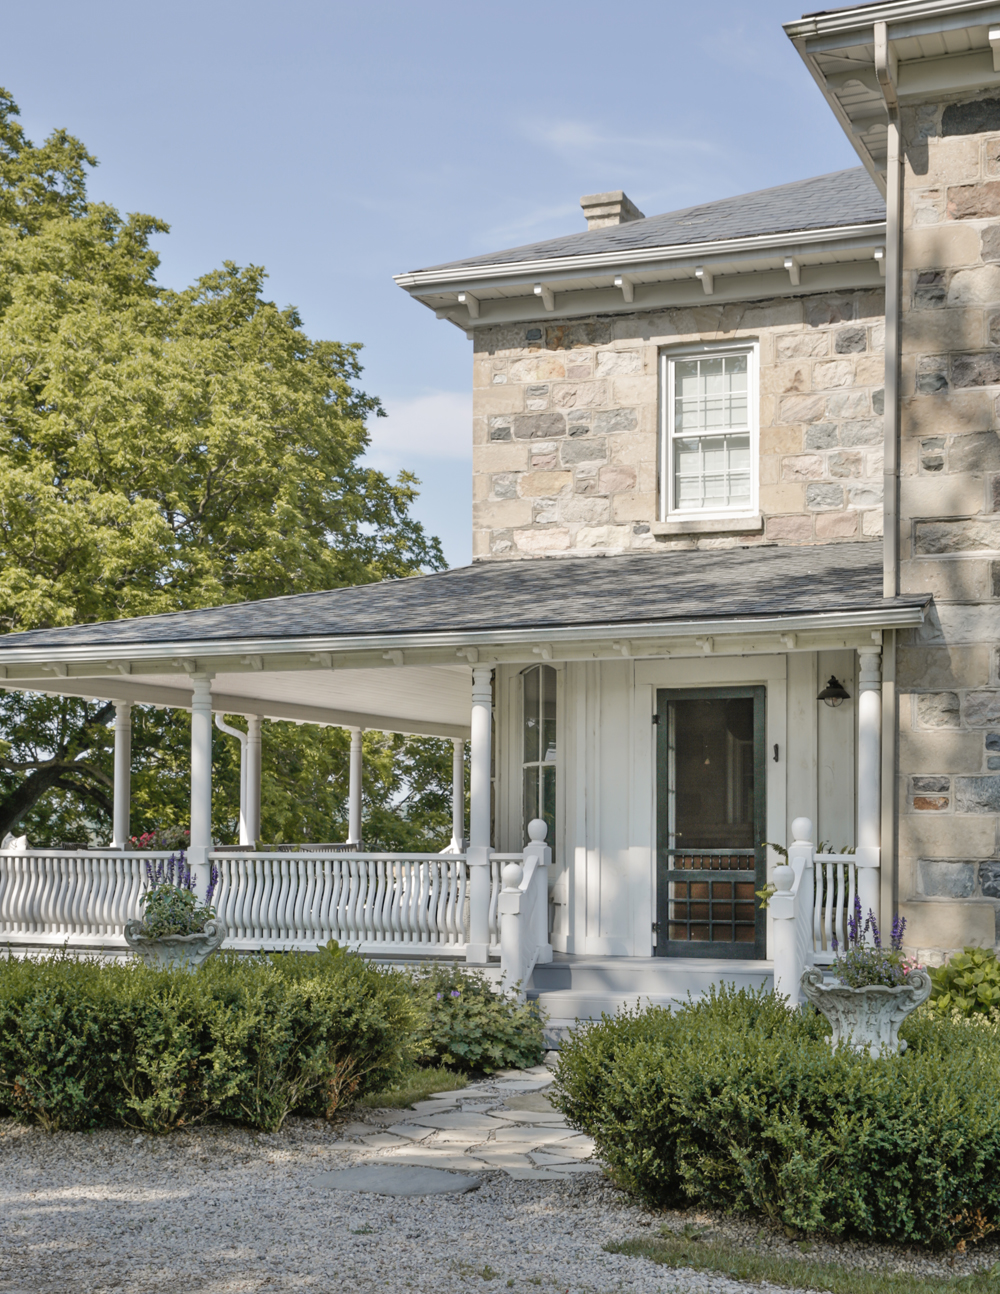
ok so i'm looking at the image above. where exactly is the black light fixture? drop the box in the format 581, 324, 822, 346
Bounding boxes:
817, 676, 850, 708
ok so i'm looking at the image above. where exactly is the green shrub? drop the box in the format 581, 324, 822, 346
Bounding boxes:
409, 964, 545, 1073
927, 947, 1000, 1017
551, 986, 1000, 1247
0, 944, 415, 1133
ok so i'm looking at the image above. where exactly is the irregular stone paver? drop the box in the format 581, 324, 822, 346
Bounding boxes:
355, 1068, 594, 1182
311, 1165, 482, 1195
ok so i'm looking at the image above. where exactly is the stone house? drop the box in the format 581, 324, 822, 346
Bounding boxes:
3, 0, 1000, 1019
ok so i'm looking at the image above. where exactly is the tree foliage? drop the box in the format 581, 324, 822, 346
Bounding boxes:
0, 89, 452, 843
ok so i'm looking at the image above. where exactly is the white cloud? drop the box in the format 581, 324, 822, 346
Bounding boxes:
365, 390, 473, 467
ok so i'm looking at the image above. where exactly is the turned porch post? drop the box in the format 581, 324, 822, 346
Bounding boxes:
467, 666, 493, 964
857, 645, 882, 935
450, 737, 465, 852
111, 701, 132, 849
245, 715, 262, 845
347, 727, 363, 846
189, 675, 214, 898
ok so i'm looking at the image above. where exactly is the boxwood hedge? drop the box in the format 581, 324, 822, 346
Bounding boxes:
0, 944, 416, 1132
550, 986, 1000, 1248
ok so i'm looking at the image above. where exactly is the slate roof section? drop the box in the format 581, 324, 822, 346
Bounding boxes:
410, 169, 885, 275
0, 543, 926, 652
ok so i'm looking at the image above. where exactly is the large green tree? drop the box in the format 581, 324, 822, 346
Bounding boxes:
0, 91, 455, 847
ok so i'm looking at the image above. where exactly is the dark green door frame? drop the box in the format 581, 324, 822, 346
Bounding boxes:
654, 685, 767, 960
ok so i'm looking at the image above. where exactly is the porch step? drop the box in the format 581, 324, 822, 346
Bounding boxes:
526, 956, 773, 1042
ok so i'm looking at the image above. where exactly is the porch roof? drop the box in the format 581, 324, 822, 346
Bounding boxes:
0, 542, 928, 738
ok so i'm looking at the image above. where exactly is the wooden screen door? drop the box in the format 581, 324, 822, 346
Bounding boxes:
655, 686, 766, 959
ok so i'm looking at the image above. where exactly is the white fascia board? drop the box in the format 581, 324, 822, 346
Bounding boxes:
785, 1, 1000, 44
393, 223, 887, 294
0, 603, 927, 669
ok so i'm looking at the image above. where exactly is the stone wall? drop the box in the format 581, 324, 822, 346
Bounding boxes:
897, 95, 1000, 949
472, 292, 885, 560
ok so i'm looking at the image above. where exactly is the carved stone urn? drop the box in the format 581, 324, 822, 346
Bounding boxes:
800, 967, 932, 1058
124, 919, 226, 971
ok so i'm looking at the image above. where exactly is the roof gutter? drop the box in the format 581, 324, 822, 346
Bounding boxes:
394, 221, 886, 291
0, 603, 930, 667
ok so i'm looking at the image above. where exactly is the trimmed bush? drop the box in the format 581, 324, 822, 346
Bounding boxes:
551, 986, 1000, 1247
928, 947, 1000, 1017
0, 944, 416, 1132
411, 964, 545, 1073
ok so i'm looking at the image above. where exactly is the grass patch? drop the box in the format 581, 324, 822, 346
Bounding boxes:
355, 1065, 467, 1109
607, 1230, 1000, 1293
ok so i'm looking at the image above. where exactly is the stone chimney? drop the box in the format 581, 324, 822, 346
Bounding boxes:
580, 191, 645, 230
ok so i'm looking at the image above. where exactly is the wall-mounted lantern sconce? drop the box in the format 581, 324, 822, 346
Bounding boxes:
817, 676, 850, 708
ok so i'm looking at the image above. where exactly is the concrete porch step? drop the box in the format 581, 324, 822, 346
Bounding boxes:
527, 955, 774, 1041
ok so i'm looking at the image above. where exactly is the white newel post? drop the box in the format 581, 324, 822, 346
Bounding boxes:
857, 646, 883, 936
245, 715, 262, 845
772, 817, 814, 1006
347, 727, 363, 846
466, 666, 493, 964
499, 861, 523, 988
525, 818, 553, 965
111, 701, 132, 849
450, 737, 465, 852
214, 714, 250, 845
189, 675, 214, 899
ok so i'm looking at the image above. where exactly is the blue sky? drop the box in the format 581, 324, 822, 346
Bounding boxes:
9, 0, 860, 567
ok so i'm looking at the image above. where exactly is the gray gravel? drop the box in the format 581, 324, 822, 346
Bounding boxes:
0, 1114, 792, 1294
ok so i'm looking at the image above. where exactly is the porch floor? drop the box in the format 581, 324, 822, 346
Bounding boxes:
527, 952, 774, 1042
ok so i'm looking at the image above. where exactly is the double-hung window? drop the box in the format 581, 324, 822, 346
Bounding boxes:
660, 343, 758, 522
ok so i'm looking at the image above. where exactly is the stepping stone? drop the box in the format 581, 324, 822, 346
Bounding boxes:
336, 1122, 373, 1138
528, 1150, 579, 1166
412, 1112, 502, 1132
410, 1099, 461, 1115
386, 1124, 436, 1141
492, 1125, 578, 1145
359, 1132, 409, 1149
503, 1092, 558, 1114
488, 1110, 567, 1126
466, 1149, 534, 1169
309, 1165, 480, 1196
379, 1152, 477, 1171
550, 1135, 596, 1158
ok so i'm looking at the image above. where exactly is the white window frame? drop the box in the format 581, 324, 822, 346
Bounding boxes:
659, 339, 760, 524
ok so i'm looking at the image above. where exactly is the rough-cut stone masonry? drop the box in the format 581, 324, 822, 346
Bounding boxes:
471, 296, 885, 560
897, 95, 1000, 946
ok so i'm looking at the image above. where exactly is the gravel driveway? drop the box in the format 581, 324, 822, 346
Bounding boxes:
0, 1068, 791, 1294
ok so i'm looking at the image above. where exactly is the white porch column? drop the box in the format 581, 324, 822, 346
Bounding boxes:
111, 701, 132, 849
450, 737, 465, 852
189, 674, 214, 898
857, 645, 883, 935
347, 727, 363, 845
467, 666, 493, 964
245, 715, 262, 845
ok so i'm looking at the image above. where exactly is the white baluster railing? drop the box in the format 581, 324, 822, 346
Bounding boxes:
498, 819, 553, 994
772, 817, 879, 1005
0, 851, 177, 946
211, 849, 471, 953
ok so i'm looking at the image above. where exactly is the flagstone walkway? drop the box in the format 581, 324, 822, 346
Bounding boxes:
338, 1064, 600, 1181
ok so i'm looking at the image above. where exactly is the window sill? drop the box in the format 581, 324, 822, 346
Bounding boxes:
651, 514, 763, 537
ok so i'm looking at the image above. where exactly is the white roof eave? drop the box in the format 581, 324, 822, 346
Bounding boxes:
393, 221, 887, 294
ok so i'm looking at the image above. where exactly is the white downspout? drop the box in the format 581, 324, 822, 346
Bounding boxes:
214, 713, 250, 847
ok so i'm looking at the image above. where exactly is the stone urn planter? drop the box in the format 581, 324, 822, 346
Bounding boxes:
124, 918, 226, 971
801, 967, 932, 1057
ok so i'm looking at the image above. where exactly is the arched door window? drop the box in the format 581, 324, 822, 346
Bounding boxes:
522, 664, 556, 848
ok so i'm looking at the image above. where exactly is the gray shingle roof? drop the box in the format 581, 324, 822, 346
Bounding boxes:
411, 169, 885, 275
0, 543, 924, 651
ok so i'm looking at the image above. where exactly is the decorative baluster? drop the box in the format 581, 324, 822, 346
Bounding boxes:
298, 857, 315, 945
328, 856, 345, 942
458, 859, 469, 943
488, 858, 501, 949
315, 857, 332, 943
847, 860, 857, 942
26, 855, 45, 934
433, 860, 446, 946
370, 859, 386, 942
249, 856, 266, 941
75, 854, 96, 937
348, 858, 363, 943
823, 861, 835, 952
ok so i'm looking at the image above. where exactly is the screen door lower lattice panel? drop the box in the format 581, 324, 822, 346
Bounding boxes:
663, 850, 757, 953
